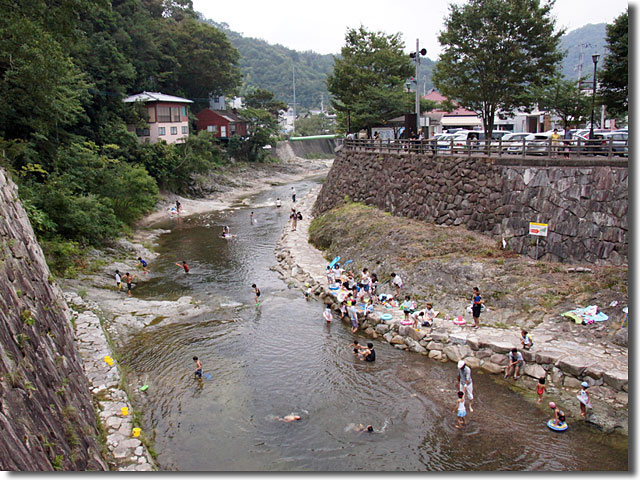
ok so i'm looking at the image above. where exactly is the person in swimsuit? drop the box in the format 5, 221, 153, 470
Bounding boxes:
252, 284, 261, 305
577, 382, 592, 418
123, 272, 135, 297
359, 343, 376, 362
349, 340, 363, 354
276, 198, 281, 208
536, 377, 546, 404
355, 424, 374, 433
549, 402, 565, 427
278, 414, 301, 422
176, 261, 189, 273
323, 305, 332, 323
193, 356, 202, 378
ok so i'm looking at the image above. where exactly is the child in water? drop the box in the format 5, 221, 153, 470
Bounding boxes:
536, 377, 546, 403
193, 356, 202, 379
252, 284, 261, 305
176, 260, 189, 273
323, 305, 333, 323
455, 391, 466, 428
548, 402, 566, 427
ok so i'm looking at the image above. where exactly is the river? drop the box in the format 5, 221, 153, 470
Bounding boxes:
118, 177, 628, 471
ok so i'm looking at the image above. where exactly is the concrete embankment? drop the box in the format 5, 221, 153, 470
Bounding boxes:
274, 188, 628, 435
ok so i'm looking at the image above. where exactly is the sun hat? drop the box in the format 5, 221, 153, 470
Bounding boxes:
457, 360, 465, 369
581, 381, 589, 388
548, 402, 556, 409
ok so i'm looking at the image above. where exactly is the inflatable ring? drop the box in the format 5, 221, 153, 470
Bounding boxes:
547, 419, 568, 431
328, 283, 340, 290
400, 320, 413, 326
384, 305, 393, 309
453, 316, 466, 326
380, 313, 393, 321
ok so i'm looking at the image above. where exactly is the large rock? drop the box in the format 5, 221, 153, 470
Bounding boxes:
481, 362, 504, 374
489, 354, 508, 366
411, 343, 428, 354
409, 328, 428, 342
428, 350, 443, 361
612, 328, 628, 347
375, 323, 390, 335
390, 335, 405, 345
398, 325, 412, 337
603, 369, 628, 391
524, 363, 546, 380
426, 341, 444, 351
443, 344, 473, 363
563, 376, 582, 389
478, 338, 514, 354
555, 355, 599, 377
463, 356, 482, 369
534, 348, 565, 365
431, 331, 450, 343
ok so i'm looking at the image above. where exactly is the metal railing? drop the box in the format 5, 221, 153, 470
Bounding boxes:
340, 137, 628, 159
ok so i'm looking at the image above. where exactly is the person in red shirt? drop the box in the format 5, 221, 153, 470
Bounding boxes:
176, 260, 189, 273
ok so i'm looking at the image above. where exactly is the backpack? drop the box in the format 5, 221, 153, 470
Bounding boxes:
297, 212, 303, 220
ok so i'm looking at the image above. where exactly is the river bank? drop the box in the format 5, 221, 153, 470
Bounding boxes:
273, 188, 628, 435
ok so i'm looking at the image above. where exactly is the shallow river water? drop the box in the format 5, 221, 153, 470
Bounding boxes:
119, 178, 628, 471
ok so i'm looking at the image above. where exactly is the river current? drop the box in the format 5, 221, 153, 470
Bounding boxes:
118, 178, 628, 471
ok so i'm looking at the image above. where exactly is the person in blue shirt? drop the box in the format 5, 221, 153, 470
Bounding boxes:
471, 287, 483, 329
138, 257, 149, 274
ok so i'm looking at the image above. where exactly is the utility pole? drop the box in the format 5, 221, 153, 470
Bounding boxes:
292, 65, 296, 134
410, 40, 427, 135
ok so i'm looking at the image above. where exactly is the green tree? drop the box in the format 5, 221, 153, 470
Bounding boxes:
599, 9, 628, 118
228, 108, 278, 162
327, 26, 414, 133
536, 77, 591, 129
432, 0, 563, 136
244, 89, 288, 117
295, 114, 335, 136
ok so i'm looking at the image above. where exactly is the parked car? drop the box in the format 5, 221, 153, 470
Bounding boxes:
436, 133, 460, 149
593, 131, 628, 156
501, 132, 532, 153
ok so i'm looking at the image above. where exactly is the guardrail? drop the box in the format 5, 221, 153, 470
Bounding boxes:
339, 137, 628, 159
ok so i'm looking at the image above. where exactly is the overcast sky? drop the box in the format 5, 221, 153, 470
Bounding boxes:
192, 0, 630, 58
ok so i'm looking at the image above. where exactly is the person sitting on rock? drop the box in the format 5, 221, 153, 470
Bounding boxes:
504, 348, 525, 380
521, 329, 534, 350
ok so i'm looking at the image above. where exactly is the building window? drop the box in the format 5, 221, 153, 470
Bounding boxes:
182, 106, 187, 116
158, 127, 166, 135
182, 126, 188, 134
171, 107, 181, 122
230, 124, 237, 135
158, 107, 171, 123
207, 125, 218, 133
170, 126, 178, 135
147, 107, 156, 123
136, 128, 150, 137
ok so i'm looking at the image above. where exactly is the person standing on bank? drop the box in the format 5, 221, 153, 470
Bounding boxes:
471, 287, 483, 329
291, 186, 296, 203
457, 360, 474, 413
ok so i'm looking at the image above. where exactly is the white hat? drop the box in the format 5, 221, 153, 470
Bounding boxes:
457, 360, 465, 369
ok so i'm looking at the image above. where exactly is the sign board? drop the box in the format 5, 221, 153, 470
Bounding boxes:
529, 222, 549, 237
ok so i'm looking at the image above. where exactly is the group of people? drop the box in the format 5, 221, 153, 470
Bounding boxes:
349, 340, 376, 362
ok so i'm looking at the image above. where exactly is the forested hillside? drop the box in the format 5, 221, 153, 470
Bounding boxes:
203, 19, 335, 110
559, 23, 607, 80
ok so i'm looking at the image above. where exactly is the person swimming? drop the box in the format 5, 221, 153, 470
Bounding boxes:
278, 414, 301, 422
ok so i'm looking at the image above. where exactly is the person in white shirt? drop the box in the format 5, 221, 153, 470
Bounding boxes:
115, 270, 122, 292
390, 272, 403, 298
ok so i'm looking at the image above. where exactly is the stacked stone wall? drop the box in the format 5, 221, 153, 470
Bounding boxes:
314, 152, 628, 264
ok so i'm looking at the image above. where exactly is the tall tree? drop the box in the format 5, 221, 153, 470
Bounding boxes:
599, 9, 628, 119
536, 77, 591, 129
327, 26, 414, 133
432, 0, 564, 136
244, 89, 288, 117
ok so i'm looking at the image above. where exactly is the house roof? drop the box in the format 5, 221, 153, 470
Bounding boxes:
423, 88, 478, 117
123, 91, 193, 104
197, 108, 246, 123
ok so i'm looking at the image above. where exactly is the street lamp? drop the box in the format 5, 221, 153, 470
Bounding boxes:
589, 53, 600, 139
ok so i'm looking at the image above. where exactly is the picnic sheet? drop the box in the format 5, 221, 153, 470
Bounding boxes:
561, 305, 609, 324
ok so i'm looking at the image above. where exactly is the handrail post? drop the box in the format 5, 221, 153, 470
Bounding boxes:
521, 138, 526, 158
608, 137, 613, 158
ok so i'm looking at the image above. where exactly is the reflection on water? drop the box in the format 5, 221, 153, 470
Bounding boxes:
119, 179, 628, 471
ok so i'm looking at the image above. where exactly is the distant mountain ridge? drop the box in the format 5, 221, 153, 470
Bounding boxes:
200, 19, 607, 109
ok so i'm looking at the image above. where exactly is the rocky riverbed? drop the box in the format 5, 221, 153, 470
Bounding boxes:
273, 188, 628, 435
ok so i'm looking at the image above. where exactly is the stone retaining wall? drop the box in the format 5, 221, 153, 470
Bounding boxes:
277, 187, 628, 434
313, 152, 628, 264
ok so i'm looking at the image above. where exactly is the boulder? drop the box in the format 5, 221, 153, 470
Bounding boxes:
465, 336, 480, 350
390, 335, 405, 345
411, 343, 428, 354
476, 349, 493, 359
442, 344, 473, 363
394, 344, 408, 350
383, 332, 394, 343
409, 328, 428, 342
602, 369, 628, 391
426, 341, 444, 351
428, 350, 443, 361
614, 392, 628, 406
398, 325, 412, 337
481, 362, 504, 374
555, 355, 595, 377
524, 363, 546, 380
431, 332, 449, 343
489, 354, 508, 366
612, 328, 628, 347
534, 349, 565, 365
550, 366, 563, 385
563, 376, 582, 388
463, 356, 482, 369
375, 324, 390, 335
478, 338, 513, 354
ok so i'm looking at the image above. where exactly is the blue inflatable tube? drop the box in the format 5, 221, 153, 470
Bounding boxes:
547, 419, 568, 431
328, 256, 341, 269
381, 313, 393, 321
